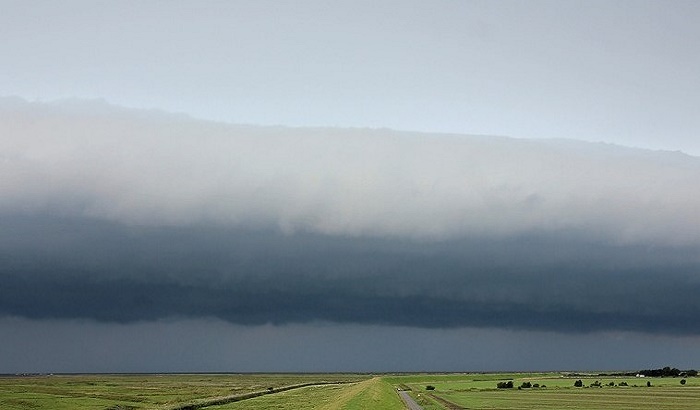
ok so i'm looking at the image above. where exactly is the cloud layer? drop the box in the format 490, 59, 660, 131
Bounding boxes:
1, 98, 699, 334
4, 317, 700, 373
3, 97, 699, 244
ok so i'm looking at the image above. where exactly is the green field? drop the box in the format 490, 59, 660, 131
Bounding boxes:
386, 373, 700, 410
206, 377, 403, 410
0, 374, 368, 410
1, 373, 698, 409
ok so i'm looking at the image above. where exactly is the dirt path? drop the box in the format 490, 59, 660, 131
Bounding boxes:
398, 390, 424, 410
428, 393, 466, 410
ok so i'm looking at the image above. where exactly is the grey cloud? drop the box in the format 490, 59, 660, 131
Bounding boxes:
2, 99, 700, 335
1, 216, 699, 334
2, 98, 700, 245
5, 317, 700, 373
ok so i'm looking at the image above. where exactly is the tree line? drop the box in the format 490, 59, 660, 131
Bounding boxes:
602, 366, 697, 378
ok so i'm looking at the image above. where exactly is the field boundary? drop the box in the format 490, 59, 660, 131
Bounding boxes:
165, 381, 353, 410
428, 393, 466, 410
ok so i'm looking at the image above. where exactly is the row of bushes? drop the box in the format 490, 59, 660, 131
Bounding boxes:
496, 381, 546, 389
574, 379, 687, 387
494, 378, 689, 390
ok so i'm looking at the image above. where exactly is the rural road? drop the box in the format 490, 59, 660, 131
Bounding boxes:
398, 390, 424, 410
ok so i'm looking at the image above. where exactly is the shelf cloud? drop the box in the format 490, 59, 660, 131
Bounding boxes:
2, 97, 699, 335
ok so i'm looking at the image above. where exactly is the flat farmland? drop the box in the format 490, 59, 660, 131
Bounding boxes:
0, 373, 368, 410
205, 377, 403, 410
2, 373, 699, 409
387, 373, 700, 410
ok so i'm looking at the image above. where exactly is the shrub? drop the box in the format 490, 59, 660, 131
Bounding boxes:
574, 379, 583, 387
496, 381, 513, 389
426, 385, 435, 391
619, 382, 628, 386
608, 381, 615, 387
681, 379, 687, 385
520, 382, 532, 389
647, 381, 652, 387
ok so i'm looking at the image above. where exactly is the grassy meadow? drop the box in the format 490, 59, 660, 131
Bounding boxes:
0, 373, 368, 410
387, 373, 700, 410
205, 377, 403, 410
1, 372, 698, 409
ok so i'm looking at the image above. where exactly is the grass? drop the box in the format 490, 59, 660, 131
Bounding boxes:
342, 378, 405, 410
0, 374, 368, 410
439, 388, 700, 410
207, 377, 403, 410
1, 373, 698, 409
386, 373, 700, 410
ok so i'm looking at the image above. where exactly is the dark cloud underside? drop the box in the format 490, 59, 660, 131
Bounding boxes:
2, 215, 699, 334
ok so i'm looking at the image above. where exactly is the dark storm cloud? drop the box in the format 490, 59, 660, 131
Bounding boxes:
2, 99, 700, 335
5, 316, 700, 373
1, 215, 699, 334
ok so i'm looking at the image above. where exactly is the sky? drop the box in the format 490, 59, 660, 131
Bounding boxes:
2, 0, 700, 155
1, 0, 700, 373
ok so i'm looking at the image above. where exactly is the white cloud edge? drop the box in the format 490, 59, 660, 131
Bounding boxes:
2, 98, 699, 245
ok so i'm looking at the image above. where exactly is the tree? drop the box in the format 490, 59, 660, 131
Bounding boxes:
681, 379, 687, 385
574, 379, 583, 387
